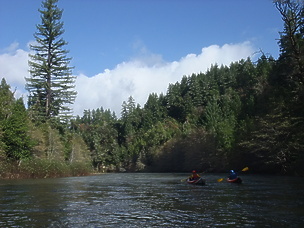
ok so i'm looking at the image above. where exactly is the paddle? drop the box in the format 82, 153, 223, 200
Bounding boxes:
181, 176, 196, 182
180, 178, 188, 182
217, 167, 249, 182
242, 167, 249, 172
217, 178, 224, 182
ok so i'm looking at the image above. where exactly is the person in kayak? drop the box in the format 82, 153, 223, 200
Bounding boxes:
228, 170, 238, 180
189, 170, 200, 180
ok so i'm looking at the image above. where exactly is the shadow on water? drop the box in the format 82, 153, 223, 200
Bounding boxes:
0, 173, 303, 227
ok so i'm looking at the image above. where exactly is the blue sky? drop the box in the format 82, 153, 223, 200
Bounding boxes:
0, 0, 283, 116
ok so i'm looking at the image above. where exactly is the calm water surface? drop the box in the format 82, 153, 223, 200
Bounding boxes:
0, 173, 303, 227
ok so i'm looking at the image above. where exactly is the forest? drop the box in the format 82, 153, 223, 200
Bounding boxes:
0, 0, 303, 178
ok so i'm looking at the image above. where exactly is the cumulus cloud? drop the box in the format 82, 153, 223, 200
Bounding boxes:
74, 41, 254, 116
0, 41, 255, 117
0, 42, 30, 99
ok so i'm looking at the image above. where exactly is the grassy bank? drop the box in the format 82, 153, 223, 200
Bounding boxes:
0, 159, 94, 179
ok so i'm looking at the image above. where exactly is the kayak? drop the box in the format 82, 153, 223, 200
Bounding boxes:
187, 177, 206, 185
227, 177, 242, 183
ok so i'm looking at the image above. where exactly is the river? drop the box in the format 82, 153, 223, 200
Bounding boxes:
0, 173, 303, 227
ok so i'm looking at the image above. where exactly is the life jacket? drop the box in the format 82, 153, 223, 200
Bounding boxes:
229, 172, 237, 180
190, 173, 200, 180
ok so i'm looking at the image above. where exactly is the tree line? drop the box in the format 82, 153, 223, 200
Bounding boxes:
0, 0, 303, 178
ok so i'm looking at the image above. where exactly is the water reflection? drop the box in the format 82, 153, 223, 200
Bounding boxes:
0, 173, 303, 227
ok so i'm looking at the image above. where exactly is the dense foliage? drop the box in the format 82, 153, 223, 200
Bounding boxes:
0, 0, 303, 178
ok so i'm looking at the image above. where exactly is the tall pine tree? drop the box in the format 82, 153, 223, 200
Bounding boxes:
26, 0, 76, 122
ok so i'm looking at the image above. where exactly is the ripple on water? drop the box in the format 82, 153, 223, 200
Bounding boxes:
0, 174, 304, 227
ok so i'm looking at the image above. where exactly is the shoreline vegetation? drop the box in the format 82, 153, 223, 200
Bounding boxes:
0, 159, 93, 179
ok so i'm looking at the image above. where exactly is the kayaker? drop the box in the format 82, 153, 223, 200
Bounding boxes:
189, 170, 200, 180
228, 170, 237, 180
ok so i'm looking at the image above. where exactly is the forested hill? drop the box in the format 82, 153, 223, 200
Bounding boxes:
71, 54, 303, 175
0, 0, 303, 178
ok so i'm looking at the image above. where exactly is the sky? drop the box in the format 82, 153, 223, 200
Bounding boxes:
0, 0, 283, 117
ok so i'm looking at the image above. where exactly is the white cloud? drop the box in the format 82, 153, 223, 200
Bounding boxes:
0, 41, 255, 117
0, 42, 30, 99
74, 41, 254, 116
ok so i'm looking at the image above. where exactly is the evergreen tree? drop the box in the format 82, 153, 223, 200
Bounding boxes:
0, 79, 33, 160
0, 78, 15, 160
26, 0, 76, 122
3, 98, 33, 160
0, 78, 14, 120
144, 93, 164, 124
275, 0, 304, 80
166, 82, 186, 122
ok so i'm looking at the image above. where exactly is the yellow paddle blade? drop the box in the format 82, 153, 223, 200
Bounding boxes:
242, 167, 249, 172
217, 178, 224, 182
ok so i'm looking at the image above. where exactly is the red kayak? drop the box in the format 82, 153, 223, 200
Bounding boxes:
187, 177, 206, 185
227, 177, 242, 183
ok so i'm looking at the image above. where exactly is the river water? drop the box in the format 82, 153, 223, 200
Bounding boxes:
0, 173, 303, 227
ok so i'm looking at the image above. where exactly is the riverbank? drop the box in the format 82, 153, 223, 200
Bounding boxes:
0, 159, 93, 179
